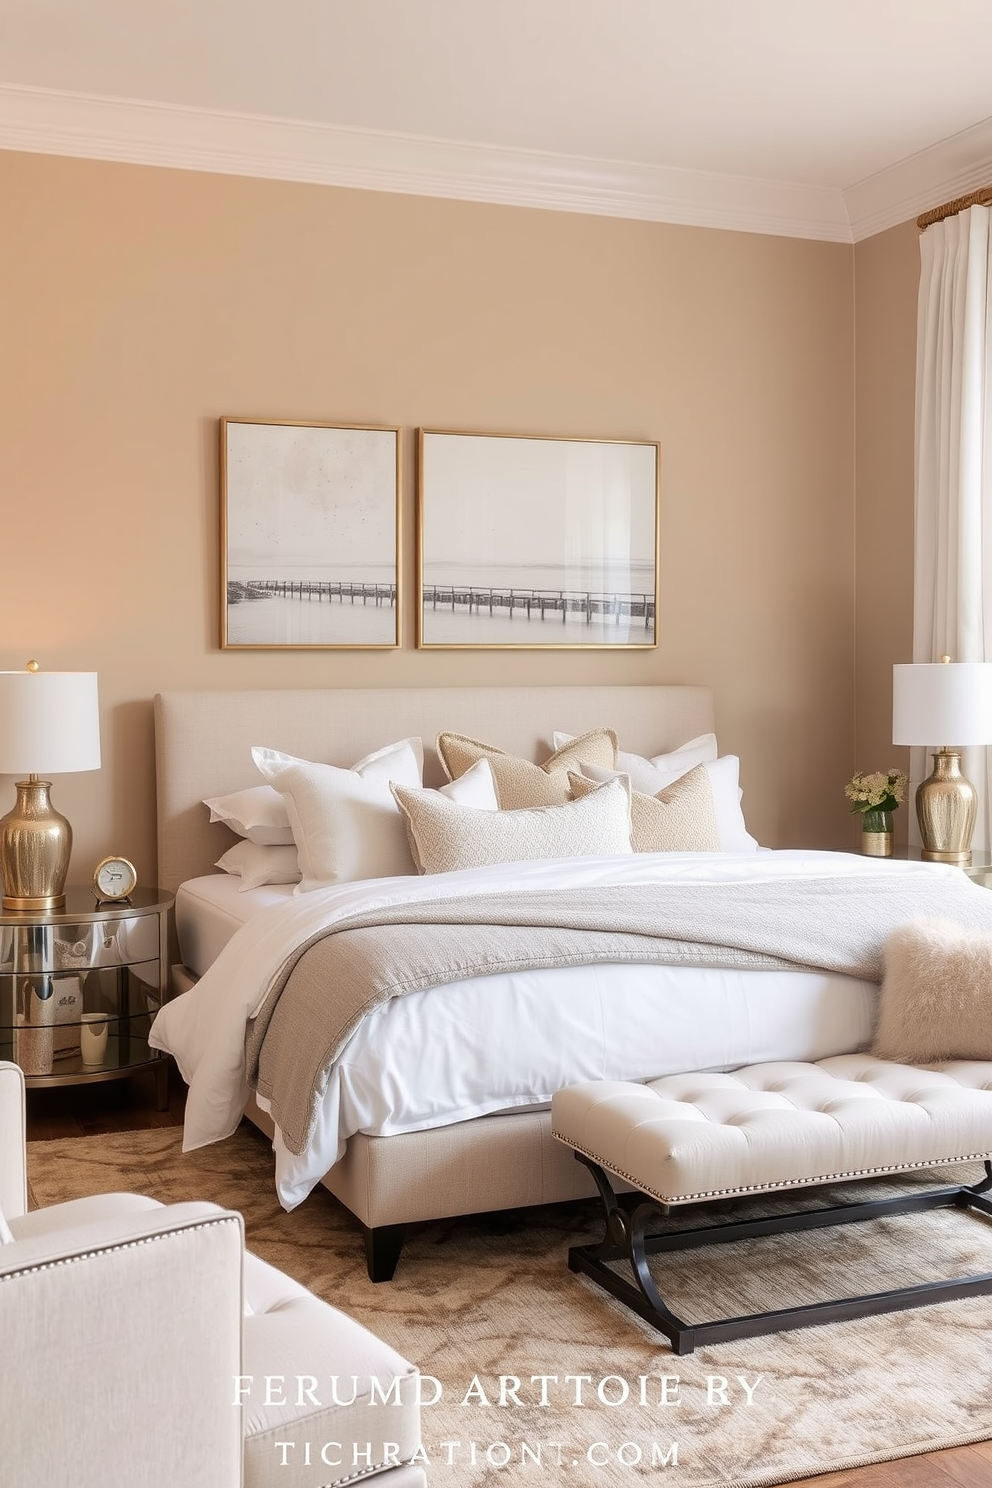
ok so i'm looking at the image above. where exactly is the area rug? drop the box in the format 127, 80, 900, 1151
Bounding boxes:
27, 1123, 992, 1487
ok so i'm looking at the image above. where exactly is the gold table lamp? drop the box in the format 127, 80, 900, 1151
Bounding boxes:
892, 657, 992, 865
0, 663, 101, 910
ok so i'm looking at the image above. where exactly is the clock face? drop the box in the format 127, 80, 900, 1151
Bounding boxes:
93, 857, 138, 901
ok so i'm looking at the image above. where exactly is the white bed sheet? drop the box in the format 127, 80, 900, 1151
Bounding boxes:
158, 855, 928, 1209
176, 873, 294, 977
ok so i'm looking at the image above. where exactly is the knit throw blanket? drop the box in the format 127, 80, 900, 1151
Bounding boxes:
247, 872, 992, 1156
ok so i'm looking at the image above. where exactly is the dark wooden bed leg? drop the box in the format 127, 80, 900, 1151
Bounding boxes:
363, 1223, 407, 1282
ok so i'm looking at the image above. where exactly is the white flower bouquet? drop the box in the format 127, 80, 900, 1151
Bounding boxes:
844, 769, 908, 816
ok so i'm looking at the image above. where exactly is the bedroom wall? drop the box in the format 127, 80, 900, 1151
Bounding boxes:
0, 148, 855, 882
853, 219, 920, 848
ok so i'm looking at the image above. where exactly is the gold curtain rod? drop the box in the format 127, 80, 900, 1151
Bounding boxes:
917, 186, 992, 230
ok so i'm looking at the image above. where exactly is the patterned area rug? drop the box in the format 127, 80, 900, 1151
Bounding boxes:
27, 1123, 992, 1487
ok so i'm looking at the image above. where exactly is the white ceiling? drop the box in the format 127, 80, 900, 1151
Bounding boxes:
1, 0, 991, 241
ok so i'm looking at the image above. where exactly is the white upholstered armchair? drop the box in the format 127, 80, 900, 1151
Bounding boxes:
0, 1061, 425, 1488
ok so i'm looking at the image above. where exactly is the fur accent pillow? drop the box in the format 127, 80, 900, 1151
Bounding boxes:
436, 728, 617, 810
391, 775, 633, 875
873, 918, 992, 1063
568, 765, 721, 853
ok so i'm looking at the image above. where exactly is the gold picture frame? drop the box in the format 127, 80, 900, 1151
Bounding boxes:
417, 428, 659, 650
221, 417, 401, 650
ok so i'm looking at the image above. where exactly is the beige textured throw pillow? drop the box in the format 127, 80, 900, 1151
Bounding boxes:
391, 775, 633, 875
873, 918, 992, 1063
568, 764, 721, 853
436, 728, 617, 809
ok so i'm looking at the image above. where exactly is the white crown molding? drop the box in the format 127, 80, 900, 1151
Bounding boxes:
844, 114, 992, 242
0, 82, 853, 242
1, 81, 988, 244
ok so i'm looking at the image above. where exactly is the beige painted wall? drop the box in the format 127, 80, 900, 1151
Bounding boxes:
853, 219, 920, 849
0, 149, 856, 883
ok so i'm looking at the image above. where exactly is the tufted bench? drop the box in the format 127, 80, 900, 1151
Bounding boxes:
552, 1055, 992, 1355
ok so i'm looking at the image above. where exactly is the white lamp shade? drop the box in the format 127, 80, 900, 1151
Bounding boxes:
892, 662, 992, 747
0, 671, 101, 775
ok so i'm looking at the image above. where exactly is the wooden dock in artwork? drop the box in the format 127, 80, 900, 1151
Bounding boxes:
227, 579, 655, 628
423, 584, 655, 627
228, 579, 397, 607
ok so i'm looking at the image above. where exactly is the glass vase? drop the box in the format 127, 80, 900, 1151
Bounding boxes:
861, 809, 893, 857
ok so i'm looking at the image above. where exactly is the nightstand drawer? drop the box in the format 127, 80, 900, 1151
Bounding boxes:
0, 914, 160, 974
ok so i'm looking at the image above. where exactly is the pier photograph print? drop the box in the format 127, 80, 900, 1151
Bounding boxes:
221, 418, 400, 649
417, 429, 659, 649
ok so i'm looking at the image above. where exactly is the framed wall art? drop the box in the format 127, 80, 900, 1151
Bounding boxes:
417, 429, 659, 649
221, 418, 400, 649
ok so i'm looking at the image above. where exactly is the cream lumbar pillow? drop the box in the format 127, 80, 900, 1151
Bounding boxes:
436, 728, 617, 810
252, 737, 424, 890
568, 765, 721, 853
391, 775, 633, 875
873, 918, 992, 1063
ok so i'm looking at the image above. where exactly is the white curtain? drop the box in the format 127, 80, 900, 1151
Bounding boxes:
913, 204, 992, 846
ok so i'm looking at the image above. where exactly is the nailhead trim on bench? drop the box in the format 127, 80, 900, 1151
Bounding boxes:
551, 1129, 992, 1208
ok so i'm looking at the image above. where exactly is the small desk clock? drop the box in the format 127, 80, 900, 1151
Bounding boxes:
93, 856, 138, 903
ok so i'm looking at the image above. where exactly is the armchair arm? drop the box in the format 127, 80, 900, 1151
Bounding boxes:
0, 1199, 245, 1488
0, 1060, 27, 1224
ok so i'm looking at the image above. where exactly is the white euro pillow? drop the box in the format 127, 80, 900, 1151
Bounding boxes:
252, 737, 424, 890
579, 755, 759, 852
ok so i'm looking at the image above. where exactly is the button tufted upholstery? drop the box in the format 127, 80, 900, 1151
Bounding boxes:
240, 1250, 423, 1488
552, 1055, 992, 1206
0, 1061, 426, 1488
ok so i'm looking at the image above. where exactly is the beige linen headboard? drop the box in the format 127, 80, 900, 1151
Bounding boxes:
154, 685, 714, 892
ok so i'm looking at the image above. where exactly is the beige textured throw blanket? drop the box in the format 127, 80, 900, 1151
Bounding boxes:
249, 872, 992, 1156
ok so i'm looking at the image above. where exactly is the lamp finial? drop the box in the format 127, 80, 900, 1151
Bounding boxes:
25, 660, 39, 672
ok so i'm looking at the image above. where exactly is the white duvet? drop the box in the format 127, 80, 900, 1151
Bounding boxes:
150, 849, 959, 1208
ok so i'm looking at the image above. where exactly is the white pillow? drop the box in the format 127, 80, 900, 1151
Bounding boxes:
215, 840, 302, 891
0, 1199, 13, 1245
553, 730, 718, 795
252, 737, 424, 890
203, 783, 294, 845
392, 775, 633, 875
579, 755, 758, 852
437, 757, 499, 810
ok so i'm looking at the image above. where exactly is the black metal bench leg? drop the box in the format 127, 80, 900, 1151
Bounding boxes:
567, 1151, 992, 1355
363, 1222, 407, 1282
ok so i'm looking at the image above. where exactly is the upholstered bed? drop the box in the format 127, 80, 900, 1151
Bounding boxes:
151, 686, 985, 1280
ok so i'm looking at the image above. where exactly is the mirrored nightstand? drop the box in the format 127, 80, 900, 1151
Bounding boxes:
0, 887, 174, 1107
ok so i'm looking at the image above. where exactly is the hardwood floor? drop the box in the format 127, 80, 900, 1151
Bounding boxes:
24, 1064, 188, 1140
24, 1074, 992, 1488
